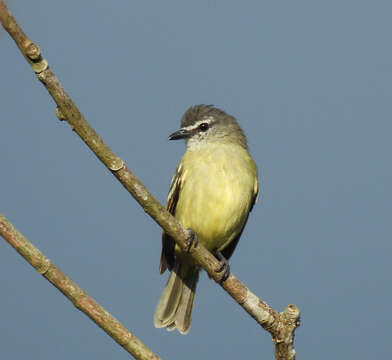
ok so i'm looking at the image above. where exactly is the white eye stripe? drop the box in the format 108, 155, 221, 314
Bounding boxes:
182, 117, 214, 131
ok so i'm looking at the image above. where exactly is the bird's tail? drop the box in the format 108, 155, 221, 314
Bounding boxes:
154, 259, 199, 334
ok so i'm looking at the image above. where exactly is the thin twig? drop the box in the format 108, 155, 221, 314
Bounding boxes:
0, 213, 160, 360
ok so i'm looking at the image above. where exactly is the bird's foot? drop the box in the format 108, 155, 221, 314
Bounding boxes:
185, 228, 198, 252
213, 249, 230, 283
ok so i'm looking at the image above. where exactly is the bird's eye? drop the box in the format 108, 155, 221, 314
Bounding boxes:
199, 122, 209, 132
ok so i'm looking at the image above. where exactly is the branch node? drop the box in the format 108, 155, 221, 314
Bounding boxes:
108, 158, 124, 171
272, 304, 300, 360
21, 41, 48, 73
36, 257, 51, 275
24, 41, 41, 60
281, 304, 301, 326
32, 58, 48, 74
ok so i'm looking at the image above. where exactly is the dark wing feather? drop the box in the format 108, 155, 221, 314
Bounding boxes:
159, 164, 183, 274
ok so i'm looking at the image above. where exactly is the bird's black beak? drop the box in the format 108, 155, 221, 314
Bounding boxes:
168, 128, 191, 140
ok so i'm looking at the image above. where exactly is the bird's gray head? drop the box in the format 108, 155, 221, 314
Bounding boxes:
168, 105, 248, 150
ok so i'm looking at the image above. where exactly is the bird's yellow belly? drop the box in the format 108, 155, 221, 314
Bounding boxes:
174, 147, 256, 252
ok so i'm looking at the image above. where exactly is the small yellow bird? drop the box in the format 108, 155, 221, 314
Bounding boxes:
154, 105, 259, 334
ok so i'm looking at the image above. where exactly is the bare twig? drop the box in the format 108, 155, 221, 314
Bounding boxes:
0, 213, 160, 360
0, 2, 300, 359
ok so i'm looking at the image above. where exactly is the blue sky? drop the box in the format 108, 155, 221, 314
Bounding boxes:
1, 1, 391, 359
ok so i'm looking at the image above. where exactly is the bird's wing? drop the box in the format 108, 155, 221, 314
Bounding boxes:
221, 176, 259, 260
159, 164, 184, 274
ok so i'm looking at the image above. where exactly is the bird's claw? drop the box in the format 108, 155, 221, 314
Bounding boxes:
185, 228, 198, 252
214, 249, 230, 283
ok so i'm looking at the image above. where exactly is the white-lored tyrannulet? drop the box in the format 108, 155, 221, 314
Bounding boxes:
154, 105, 259, 334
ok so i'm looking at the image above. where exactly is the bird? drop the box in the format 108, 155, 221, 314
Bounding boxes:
154, 104, 259, 334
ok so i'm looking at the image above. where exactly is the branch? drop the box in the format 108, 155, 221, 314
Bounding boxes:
0, 213, 159, 360
0, 2, 300, 359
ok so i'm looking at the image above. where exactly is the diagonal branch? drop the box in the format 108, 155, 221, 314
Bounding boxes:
0, 213, 160, 360
0, 2, 300, 359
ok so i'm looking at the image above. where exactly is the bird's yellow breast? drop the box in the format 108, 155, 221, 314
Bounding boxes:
174, 143, 258, 252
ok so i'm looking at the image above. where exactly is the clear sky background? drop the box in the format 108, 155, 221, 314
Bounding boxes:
1, 1, 391, 359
